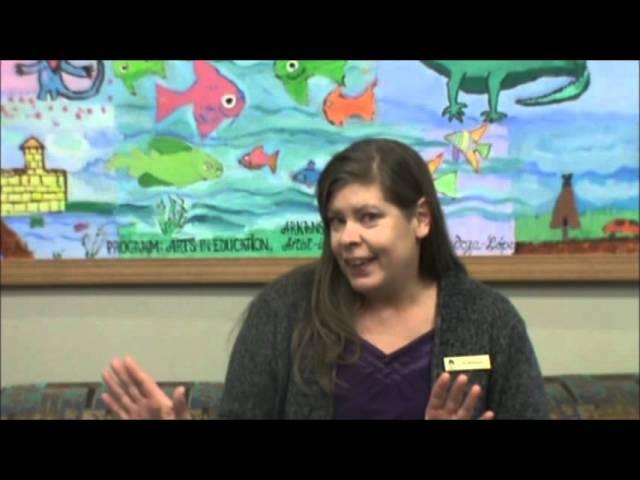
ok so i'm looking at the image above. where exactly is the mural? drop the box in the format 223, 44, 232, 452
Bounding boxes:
1, 60, 638, 260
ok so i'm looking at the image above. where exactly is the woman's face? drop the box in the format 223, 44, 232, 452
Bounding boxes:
327, 182, 430, 297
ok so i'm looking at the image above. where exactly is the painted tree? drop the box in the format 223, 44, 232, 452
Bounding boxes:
550, 174, 581, 241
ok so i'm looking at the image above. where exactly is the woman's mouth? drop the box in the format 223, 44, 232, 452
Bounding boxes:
344, 256, 376, 269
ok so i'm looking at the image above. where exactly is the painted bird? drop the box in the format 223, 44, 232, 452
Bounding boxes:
112, 60, 167, 95
274, 60, 347, 106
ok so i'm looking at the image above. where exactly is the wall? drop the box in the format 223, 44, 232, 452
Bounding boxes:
2, 283, 638, 387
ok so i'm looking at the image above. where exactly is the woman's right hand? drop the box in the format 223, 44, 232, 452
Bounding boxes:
425, 372, 495, 420
101, 356, 190, 420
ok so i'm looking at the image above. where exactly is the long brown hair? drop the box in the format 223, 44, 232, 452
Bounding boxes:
291, 138, 465, 392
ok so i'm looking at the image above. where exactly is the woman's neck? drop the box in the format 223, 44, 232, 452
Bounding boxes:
356, 277, 439, 352
360, 276, 437, 321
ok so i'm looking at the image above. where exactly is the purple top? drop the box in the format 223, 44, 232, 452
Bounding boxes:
334, 329, 434, 419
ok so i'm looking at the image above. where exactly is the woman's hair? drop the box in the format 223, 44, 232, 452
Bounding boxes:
291, 138, 465, 392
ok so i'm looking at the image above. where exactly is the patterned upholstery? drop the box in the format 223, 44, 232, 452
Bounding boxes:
1, 375, 638, 419
544, 374, 639, 420
0, 382, 224, 420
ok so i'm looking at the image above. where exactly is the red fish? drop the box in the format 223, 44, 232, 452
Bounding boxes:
239, 146, 279, 173
156, 61, 246, 138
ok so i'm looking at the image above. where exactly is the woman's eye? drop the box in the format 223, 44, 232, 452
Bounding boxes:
329, 217, 344, 229
362, 213, 378, 224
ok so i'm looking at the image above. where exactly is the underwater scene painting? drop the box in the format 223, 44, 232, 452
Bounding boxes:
1, 60, 638, 260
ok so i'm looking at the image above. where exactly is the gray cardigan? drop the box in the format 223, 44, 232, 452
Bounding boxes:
218, 263, 550, 419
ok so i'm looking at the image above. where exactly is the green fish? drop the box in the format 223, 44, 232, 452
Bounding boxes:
434, 172, 458, 198
112, 60, 167, 96
106, 136, 223, 188
274, 60, 348, 105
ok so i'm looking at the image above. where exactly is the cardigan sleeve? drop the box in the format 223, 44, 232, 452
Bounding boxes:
486, 299, 550, 419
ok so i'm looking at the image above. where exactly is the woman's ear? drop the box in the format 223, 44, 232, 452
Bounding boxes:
415, 197, 431, 239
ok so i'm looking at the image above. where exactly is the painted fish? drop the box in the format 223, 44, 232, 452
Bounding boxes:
433, 172, 458, 198
239, 146, 279, 173
291, 160, 321, 187
112, 60, 167, 95
156, 61, 245, 138
444, 123, 492, 173
274, 60, 347, 106
427, 152, 444, 176
426, 152, 458, 198
322, 79, 377, 127
106, 136, 223, 188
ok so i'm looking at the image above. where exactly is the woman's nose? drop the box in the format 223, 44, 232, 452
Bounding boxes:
340, 221, 361, 245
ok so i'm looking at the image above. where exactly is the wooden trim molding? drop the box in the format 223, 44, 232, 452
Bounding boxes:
1, 254, 638, 286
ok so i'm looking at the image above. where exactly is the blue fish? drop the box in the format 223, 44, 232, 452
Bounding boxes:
292, 160, 321, 187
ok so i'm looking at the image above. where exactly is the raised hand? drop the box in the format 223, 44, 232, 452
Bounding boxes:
101, 356, 190, 420
425, 372, 495, 420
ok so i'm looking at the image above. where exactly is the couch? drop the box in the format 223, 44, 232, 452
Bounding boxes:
1, 374, 638, 419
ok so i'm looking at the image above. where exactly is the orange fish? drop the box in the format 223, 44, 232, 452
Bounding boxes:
322, 79, 377, 127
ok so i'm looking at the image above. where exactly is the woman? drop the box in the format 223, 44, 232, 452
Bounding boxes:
102, 138, 549, 420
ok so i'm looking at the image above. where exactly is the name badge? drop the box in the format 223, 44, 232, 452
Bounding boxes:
444, 354, 491, 372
